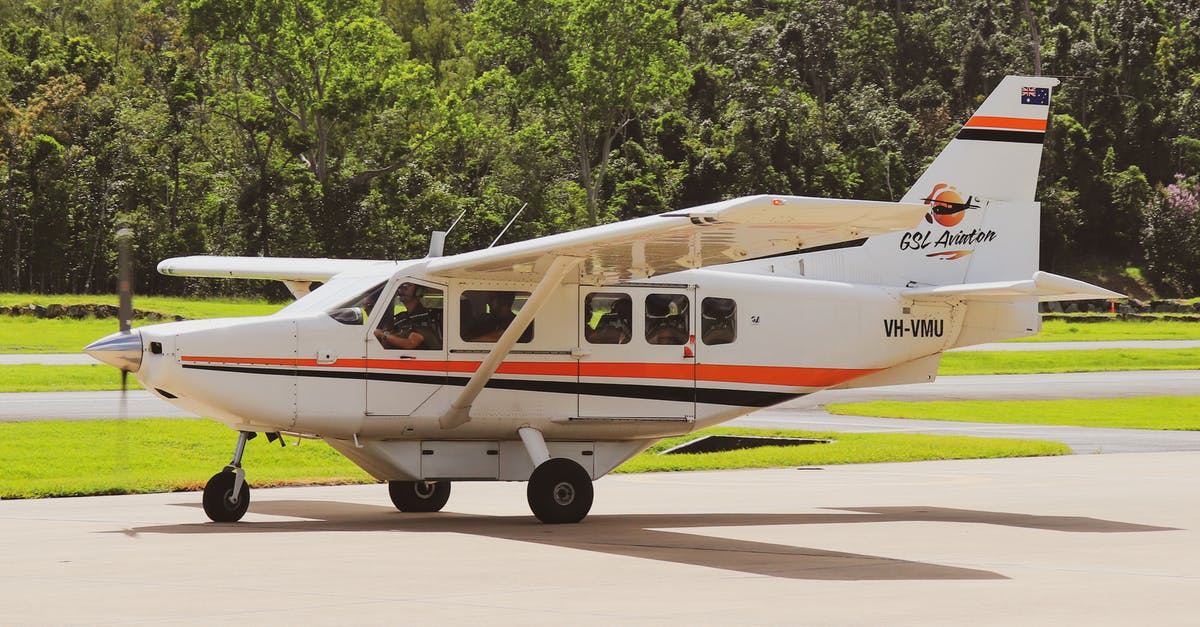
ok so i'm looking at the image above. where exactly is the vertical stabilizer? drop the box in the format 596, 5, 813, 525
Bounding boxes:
798, 76, 1059, 288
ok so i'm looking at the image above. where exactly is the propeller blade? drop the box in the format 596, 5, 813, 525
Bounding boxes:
119, 368, 128, 421
116, 228, 133, 334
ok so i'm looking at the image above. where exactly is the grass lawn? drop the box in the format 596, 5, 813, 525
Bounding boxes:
0, 364, 142, 392
617, 427, 1068, 472
1016, 319, 1200, 342
0, 293, 283, 319
826, 397, 1200, 430
0, 420, 1069, 499
0, 295, 283, 353
7, 346, 1198, 394
938, 348, 1200, 375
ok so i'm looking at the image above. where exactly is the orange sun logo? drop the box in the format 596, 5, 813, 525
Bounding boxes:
922, 183, 979, 227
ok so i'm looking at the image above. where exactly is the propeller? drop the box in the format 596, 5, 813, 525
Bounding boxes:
114, 225, 133, 415
83, 228, 142, 417
116, 227, 134, 413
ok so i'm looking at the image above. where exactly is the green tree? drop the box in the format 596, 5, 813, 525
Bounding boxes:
474, 0, 689, 224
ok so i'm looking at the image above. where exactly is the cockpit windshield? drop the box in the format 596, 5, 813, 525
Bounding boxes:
326, 281, 387, 325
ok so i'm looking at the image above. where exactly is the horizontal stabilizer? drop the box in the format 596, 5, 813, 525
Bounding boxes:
902, 271, 1124, 302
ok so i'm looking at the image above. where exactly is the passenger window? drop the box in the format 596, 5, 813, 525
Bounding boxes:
701, 297, 736, 345
374, 282, 444, 350
327, 282, 386, 325
584, 292, 631, 344
645, 294, 689, 345
460, 290, 533, 343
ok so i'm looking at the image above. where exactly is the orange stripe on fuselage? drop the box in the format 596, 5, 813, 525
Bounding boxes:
963, 116, 1046, 131
698, 364, 879, 387
181, 356, 878, 388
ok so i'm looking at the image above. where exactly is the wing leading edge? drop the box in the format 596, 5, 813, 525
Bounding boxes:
157, 195, 925, 288
157, 256, 393, 282
427, 195, 926, 284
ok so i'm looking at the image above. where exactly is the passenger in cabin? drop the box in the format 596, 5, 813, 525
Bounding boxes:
375, 282, 443, 350
700, 297, 736, 345
464, 291, 531, 342
586, 296, 632, 344
645, 294, 688, 345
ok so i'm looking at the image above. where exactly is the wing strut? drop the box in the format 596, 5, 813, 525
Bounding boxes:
440, 255, 582, 429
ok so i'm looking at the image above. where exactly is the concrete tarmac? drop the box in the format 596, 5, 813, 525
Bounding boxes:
5, 369, 1199, 422
1, 452, 1197, 626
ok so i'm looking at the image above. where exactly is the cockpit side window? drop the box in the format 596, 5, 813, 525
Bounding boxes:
373, 282, 444, 350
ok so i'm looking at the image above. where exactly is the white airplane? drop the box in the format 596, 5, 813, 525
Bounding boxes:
85, 76, 1119, 524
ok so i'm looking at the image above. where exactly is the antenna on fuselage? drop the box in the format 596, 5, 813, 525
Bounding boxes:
427, 208, 468, 258
489, 202, 528, 248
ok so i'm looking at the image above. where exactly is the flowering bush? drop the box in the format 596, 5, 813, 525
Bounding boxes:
1141, 175, 1200, 295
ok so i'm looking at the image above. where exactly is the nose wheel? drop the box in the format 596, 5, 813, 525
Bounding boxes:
202, 431, 254, 522
388, 480, 452, 512
203, 468, 250, 522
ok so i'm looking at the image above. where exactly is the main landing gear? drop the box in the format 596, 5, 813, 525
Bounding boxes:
527, 457, 593, 524
520, 427, 593, 524
203, 431, 257, 523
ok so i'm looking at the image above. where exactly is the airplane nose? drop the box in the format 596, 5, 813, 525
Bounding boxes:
83, 330, 143, 373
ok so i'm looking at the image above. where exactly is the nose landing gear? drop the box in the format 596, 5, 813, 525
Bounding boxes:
202, 431, 254, 522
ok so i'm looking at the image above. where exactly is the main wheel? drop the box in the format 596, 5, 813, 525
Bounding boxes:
202, 470, 250, 523
388, 480, 451, 512
527, 458, 593, 524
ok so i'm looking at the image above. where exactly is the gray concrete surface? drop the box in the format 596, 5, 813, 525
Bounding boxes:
732, 410, 1200, 453
5, 338, 1196, 365
4, 369, 1198, 422
1, 452, 1197, 625
948, 339, 1200, 351
0, 353, 95, 365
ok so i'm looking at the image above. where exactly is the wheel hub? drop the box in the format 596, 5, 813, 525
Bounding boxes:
552, 481, 575, 506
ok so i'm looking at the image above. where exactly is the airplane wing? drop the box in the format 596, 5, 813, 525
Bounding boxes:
427, 194, 927, 283
157, 256, 393, 282
902, 271, 1124, 302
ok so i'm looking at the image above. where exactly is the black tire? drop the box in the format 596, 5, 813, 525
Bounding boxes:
527, 458, 593, 524
388, 480, 451, 512
202, 470, 250, 523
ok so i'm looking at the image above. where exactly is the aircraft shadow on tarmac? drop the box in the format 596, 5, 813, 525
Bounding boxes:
114, 502, 1177, 582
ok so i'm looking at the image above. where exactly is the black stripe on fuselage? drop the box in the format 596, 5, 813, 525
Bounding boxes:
955, 128, 1045, 144
181, 363, 799, 408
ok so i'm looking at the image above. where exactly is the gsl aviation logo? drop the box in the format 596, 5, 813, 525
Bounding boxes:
899, 183, 997, 260
922, 183, 978, 227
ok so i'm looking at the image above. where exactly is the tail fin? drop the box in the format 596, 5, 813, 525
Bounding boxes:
800, 75, 1060, 287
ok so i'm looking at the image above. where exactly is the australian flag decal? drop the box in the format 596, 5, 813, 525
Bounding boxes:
1021, 86, 1050, 105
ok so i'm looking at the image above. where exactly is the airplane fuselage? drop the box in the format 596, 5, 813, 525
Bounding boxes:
130, 263, 958, 482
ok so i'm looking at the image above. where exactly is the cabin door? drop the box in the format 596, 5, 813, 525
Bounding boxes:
365, 277, 448, 416
577, 286, 696, 421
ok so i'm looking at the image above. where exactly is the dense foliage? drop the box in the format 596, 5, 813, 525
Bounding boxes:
1, 0, 1197, 297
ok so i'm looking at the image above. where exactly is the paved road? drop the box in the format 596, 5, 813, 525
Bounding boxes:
8, 338, 1199, 366
948, 339, 1200, 351
0, 353, 98, 365
4, 370, 1198, 423
2, 453, 1197, 625
726, 370, 1200, 454
4, 370, 1197, 455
